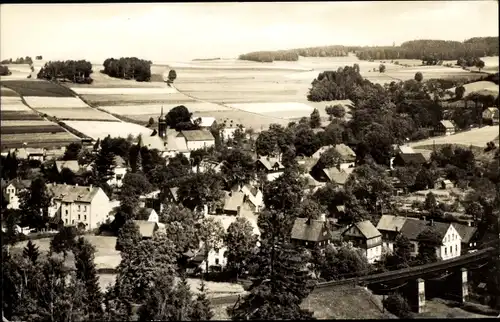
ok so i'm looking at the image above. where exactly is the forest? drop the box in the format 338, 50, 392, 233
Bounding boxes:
1, 56, 34, 65
37, 60, 94, 84
102, 57, 152, 82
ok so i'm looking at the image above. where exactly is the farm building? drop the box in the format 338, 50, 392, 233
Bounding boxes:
342, 220, 383, 264
239, 184, 264, 213
9, 147, 46, 161
376, 215, 413, 253
47, 183, 112, 231
435, 120, 456, 136
221, 125, 245, 141
453, 223, 479, 255
221, 191, 245, 216
482, 107, 499, 125
138, 190, 163, 214
392, 152, 427, 168
177, 130, 215, 151
133, 220, 159, 239
164, 187, 179, 204
193, 160, 224, 174
291, 216, 333, 249
321, 167, 354, 186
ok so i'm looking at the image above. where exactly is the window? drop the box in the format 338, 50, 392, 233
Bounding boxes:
78, 205, 81, 211
455, 245, 458, 253
445, 247, 447, 255
65, 210, 68, 215
72, 220, 74, 225
215, 258, 220, 265
78, 215, 81, 220
84, 205, 87, 212
84, 215, 87, 221
414, 244, 418, 252
65, 219, 68, 224
450, 246, 452, 254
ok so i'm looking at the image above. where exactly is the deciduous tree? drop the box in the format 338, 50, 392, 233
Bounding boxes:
199, 216, 225, 274
115, 220, 142, 253
224, 217, 258, 279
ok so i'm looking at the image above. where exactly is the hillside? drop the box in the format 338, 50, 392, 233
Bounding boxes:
239, 37, 499, 62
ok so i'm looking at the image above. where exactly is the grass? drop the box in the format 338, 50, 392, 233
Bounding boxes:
1, 79, 76, 97
80, 93, 196, 106
62, 120, 153, 140
1, 86, 20, 96
23, 96, 91, 108
1, 132, 80, 149
416, 298, 495, 318
37, 108, 120, 122
0, 110, 44, 120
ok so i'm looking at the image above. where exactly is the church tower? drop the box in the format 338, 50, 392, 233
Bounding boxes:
158, 106, 167, 138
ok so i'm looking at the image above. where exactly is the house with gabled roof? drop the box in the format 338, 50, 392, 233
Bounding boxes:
107, 155, 127, 188
47, 183, 111, 231
192, 116, 217, 129
376, 215, 414, 252
342, 220, 382, 263
164, 187, 179, 204
3, 179, 31, 210
392, 153, 427, 168
435, 120, 456, 136
312, 144, 356, 170
321, 167, 353, 186
482, 107, 499, 125
222, 191, 245, 216
453, 223, 479, 254
399, 219, 461, 261
55, 160, 92, 175
291, 217, 333, 249
239, 184, 264, 213
139, 190, 164, 214
255, 156, 285, 181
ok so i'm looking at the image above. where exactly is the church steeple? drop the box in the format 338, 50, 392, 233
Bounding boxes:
158, 106, 167, 138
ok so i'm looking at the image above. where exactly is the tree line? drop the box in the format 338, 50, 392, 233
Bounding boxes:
37, 60, 94, 84
102, 57, 152, 82
355, 37, 499, 62
1, 56, 33, 65
239, 46, 350, 62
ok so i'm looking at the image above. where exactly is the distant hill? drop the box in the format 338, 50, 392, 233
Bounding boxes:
192, 58, 221, 61
239, 37, 499, 63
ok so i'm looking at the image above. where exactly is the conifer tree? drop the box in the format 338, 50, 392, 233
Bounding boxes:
192, 280, 214, 321
22, 240, 40, 264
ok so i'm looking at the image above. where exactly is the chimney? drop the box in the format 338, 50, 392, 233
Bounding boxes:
237, 206, 241, 216
395, 226, 399, 232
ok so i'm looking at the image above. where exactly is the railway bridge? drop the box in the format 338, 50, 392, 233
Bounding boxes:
315, 246, 498, 313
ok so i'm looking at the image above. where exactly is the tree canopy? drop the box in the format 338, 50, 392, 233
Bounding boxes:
37, 60, 93, 84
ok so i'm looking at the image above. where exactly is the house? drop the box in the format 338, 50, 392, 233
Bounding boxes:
255, 157, 285, 181
311, 144, 356, 169
439, 179, 454, 190
321, 167, 353, 186
192, 116, 216, 129
45, 147, 66, 160
296, 156, 319, 174
10, 148, 46, 161
239, 184, 264, 213
482, 107, 499, 125
47, 183, 112, 231
393, 145, 415, 155
139, 190, 164, 214
301, 173, 326, 193
221, 126, 245, 141
392, 153, 427, 168
164, 187, 179, 203
222, 191, 245, 216
376, 215, 412, 252
200, 214, 260, 272
291, 216, 333, 249
3, 179, 31, 210
342, 220, 383, 264
107, 155, 127, 188
166, 133, 190, 159
178, 130, 215, 151
453, 223, 479, 254
55, 160, 91, 175
435, 120, 456, 136
193, 160, 224, 174
132, 220, 159, 239
399, 219, 461, 261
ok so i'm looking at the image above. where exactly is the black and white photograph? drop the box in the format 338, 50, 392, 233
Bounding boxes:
1, 1, 499, 320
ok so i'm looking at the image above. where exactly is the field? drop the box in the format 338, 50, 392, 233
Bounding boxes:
0, 64, 33, 80
62, 120, 154, 140
448, 80, 499, 98
409, 125, 499, 149
1, 79, 76, 97
1, 85, 21, 96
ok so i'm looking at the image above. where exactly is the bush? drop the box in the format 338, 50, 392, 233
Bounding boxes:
383, 293, 412, 318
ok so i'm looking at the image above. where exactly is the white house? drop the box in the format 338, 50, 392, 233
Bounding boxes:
200, 214, 260, 272
312, 144, 356, 170
55, 160, 92, 175
3, 179, 31, 210
400, 219, 462, 261
240, 184, 264, 213
107, 156, 127, 188
178, 130, 215, 151
221, 126, 245, 141
342, 220, 383, 264
47, 183, 112, 231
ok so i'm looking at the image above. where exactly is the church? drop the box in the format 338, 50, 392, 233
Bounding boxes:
139, 107, 216, 159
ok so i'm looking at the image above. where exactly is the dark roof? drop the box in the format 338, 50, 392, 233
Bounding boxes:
400, 219, 451, 241
179, 129, 215, 141
453, 223, 478, 243
344, 221, 381, 239
291, 218, 332, 242
256, 157, 285, 171
396, 153, 427, 165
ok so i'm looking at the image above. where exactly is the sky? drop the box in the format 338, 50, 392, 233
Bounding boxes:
1, 1, 498, 63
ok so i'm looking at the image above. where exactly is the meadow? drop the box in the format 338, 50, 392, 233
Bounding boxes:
409, 125, 499, 149
62, 120, 154, 140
